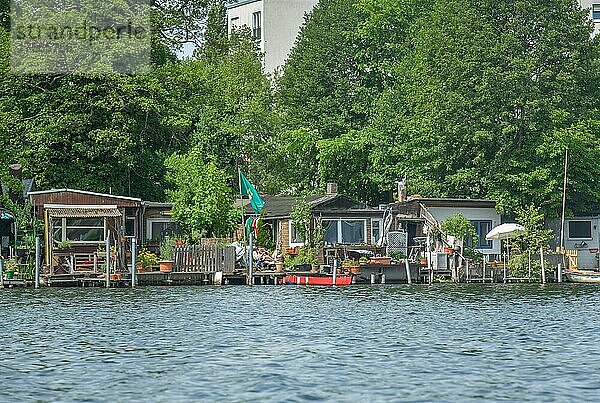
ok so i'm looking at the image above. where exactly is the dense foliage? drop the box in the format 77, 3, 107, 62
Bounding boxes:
275, 0, 600, 217
2, 0, 600, 239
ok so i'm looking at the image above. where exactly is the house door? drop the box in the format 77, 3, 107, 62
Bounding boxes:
0, 214, 15, 258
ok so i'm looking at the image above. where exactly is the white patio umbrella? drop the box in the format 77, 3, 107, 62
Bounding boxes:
485, 223, 525, 241
485, 223, 525, 283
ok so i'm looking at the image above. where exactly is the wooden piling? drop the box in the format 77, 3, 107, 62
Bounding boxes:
404, 259, 412, 285
131, 238, 137, 288
35, 237, 41, 288
540, 246, 546, 284
105, 237, 110, 288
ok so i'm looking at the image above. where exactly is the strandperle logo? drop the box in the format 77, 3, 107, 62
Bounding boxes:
13, 21, 147, 42
10, 0, 151, 74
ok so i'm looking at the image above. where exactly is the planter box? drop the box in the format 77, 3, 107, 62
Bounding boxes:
370, 257, 392, 265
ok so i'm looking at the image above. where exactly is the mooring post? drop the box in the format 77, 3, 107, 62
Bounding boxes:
503, 243, 507, 284
248, 231, 254, 286
557, 263, 562, 283
540, 246, 546, 284
131, 238, 137, 288
105, 237, 110, 288
370, 273, 376, 284
35, 236, 41, 289
426, 232, 433, 284
528, 250, 532, 280
0, 258, 4, 288
404, 258, 412, 285
381, 273, 386, 284
333, 258, 337, 286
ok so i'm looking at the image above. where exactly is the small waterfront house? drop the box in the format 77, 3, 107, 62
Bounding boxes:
391, 197, 502, 260
0, 164, 35, 257
553, 216, 600, 269
28, 189, 174, 271
245, 183, 385, 251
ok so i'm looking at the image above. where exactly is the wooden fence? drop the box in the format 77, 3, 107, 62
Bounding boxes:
173, 245, 236, 274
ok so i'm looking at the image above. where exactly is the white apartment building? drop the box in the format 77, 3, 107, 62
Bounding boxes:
581, 0, 600, 35
226, 0, 318, 74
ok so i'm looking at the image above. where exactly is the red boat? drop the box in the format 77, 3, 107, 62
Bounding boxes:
284, 274, 353, 286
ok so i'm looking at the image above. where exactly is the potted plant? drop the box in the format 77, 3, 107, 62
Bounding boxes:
56, 240, 73, 251
3, 259, 17, 279
137, 249, 158, 272
159, 238, 175, 273
342, 259, 360, 274
284, 248, 317, 272
275, 259, 285, 273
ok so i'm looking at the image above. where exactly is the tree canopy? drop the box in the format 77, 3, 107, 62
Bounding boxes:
2, 0, 600, 239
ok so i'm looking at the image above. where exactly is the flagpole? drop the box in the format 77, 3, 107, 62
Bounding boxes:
238, 167, 246, 243
559, 147, 568, 282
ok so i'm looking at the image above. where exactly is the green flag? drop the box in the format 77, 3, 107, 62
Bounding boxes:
240, 171, 265, 214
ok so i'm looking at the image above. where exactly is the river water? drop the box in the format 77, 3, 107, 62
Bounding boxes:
1, 284, 599, 402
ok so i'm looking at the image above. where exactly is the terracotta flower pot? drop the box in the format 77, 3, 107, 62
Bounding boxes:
311, 264, 319, 273
275, 262, 284, 273
349, 266, 361, 274
159, 260, 173, 273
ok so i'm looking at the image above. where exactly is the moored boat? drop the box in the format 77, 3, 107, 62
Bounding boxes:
565, 269, 600, 283
284, 274, 353, 286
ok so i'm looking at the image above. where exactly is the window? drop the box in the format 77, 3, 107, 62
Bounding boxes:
342, 220, 365, 244
593, 4, 600, 21
53, 218, 105, 243
252, 11, 261, 39
319, 219, 367, 245
322, 220, 338, 244
372, 219, 383, 244
569, 220, 592, 239
469, 220, 493, 249
289, 221, 305, 245
125, 217, 136, 237
230, 17, 240, 31
147, 218, 176, 242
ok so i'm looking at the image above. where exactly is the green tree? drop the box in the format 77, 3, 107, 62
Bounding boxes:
367, 0, 600, 215
197, 0, 229, 60
278, 0, 373, 139
165, 150, 238, 238
441, 213, 478, 243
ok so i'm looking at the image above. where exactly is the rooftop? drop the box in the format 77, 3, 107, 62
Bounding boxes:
226, 0, 261, 9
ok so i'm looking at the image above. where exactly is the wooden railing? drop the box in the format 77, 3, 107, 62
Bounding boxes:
173, 245, 236, 274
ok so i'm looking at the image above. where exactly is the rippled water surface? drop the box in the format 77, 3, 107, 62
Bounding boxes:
1, 284, 600, 402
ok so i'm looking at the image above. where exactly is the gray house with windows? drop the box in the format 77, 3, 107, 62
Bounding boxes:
391, 197, 502, 260
245, 185, 384, 251
553, 216, 600, 269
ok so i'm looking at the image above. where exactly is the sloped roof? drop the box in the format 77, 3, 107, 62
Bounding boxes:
28, 188, 141, 202
246, 194, 378, 219
401, 197, 497, 209
226, 0, 261, 9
